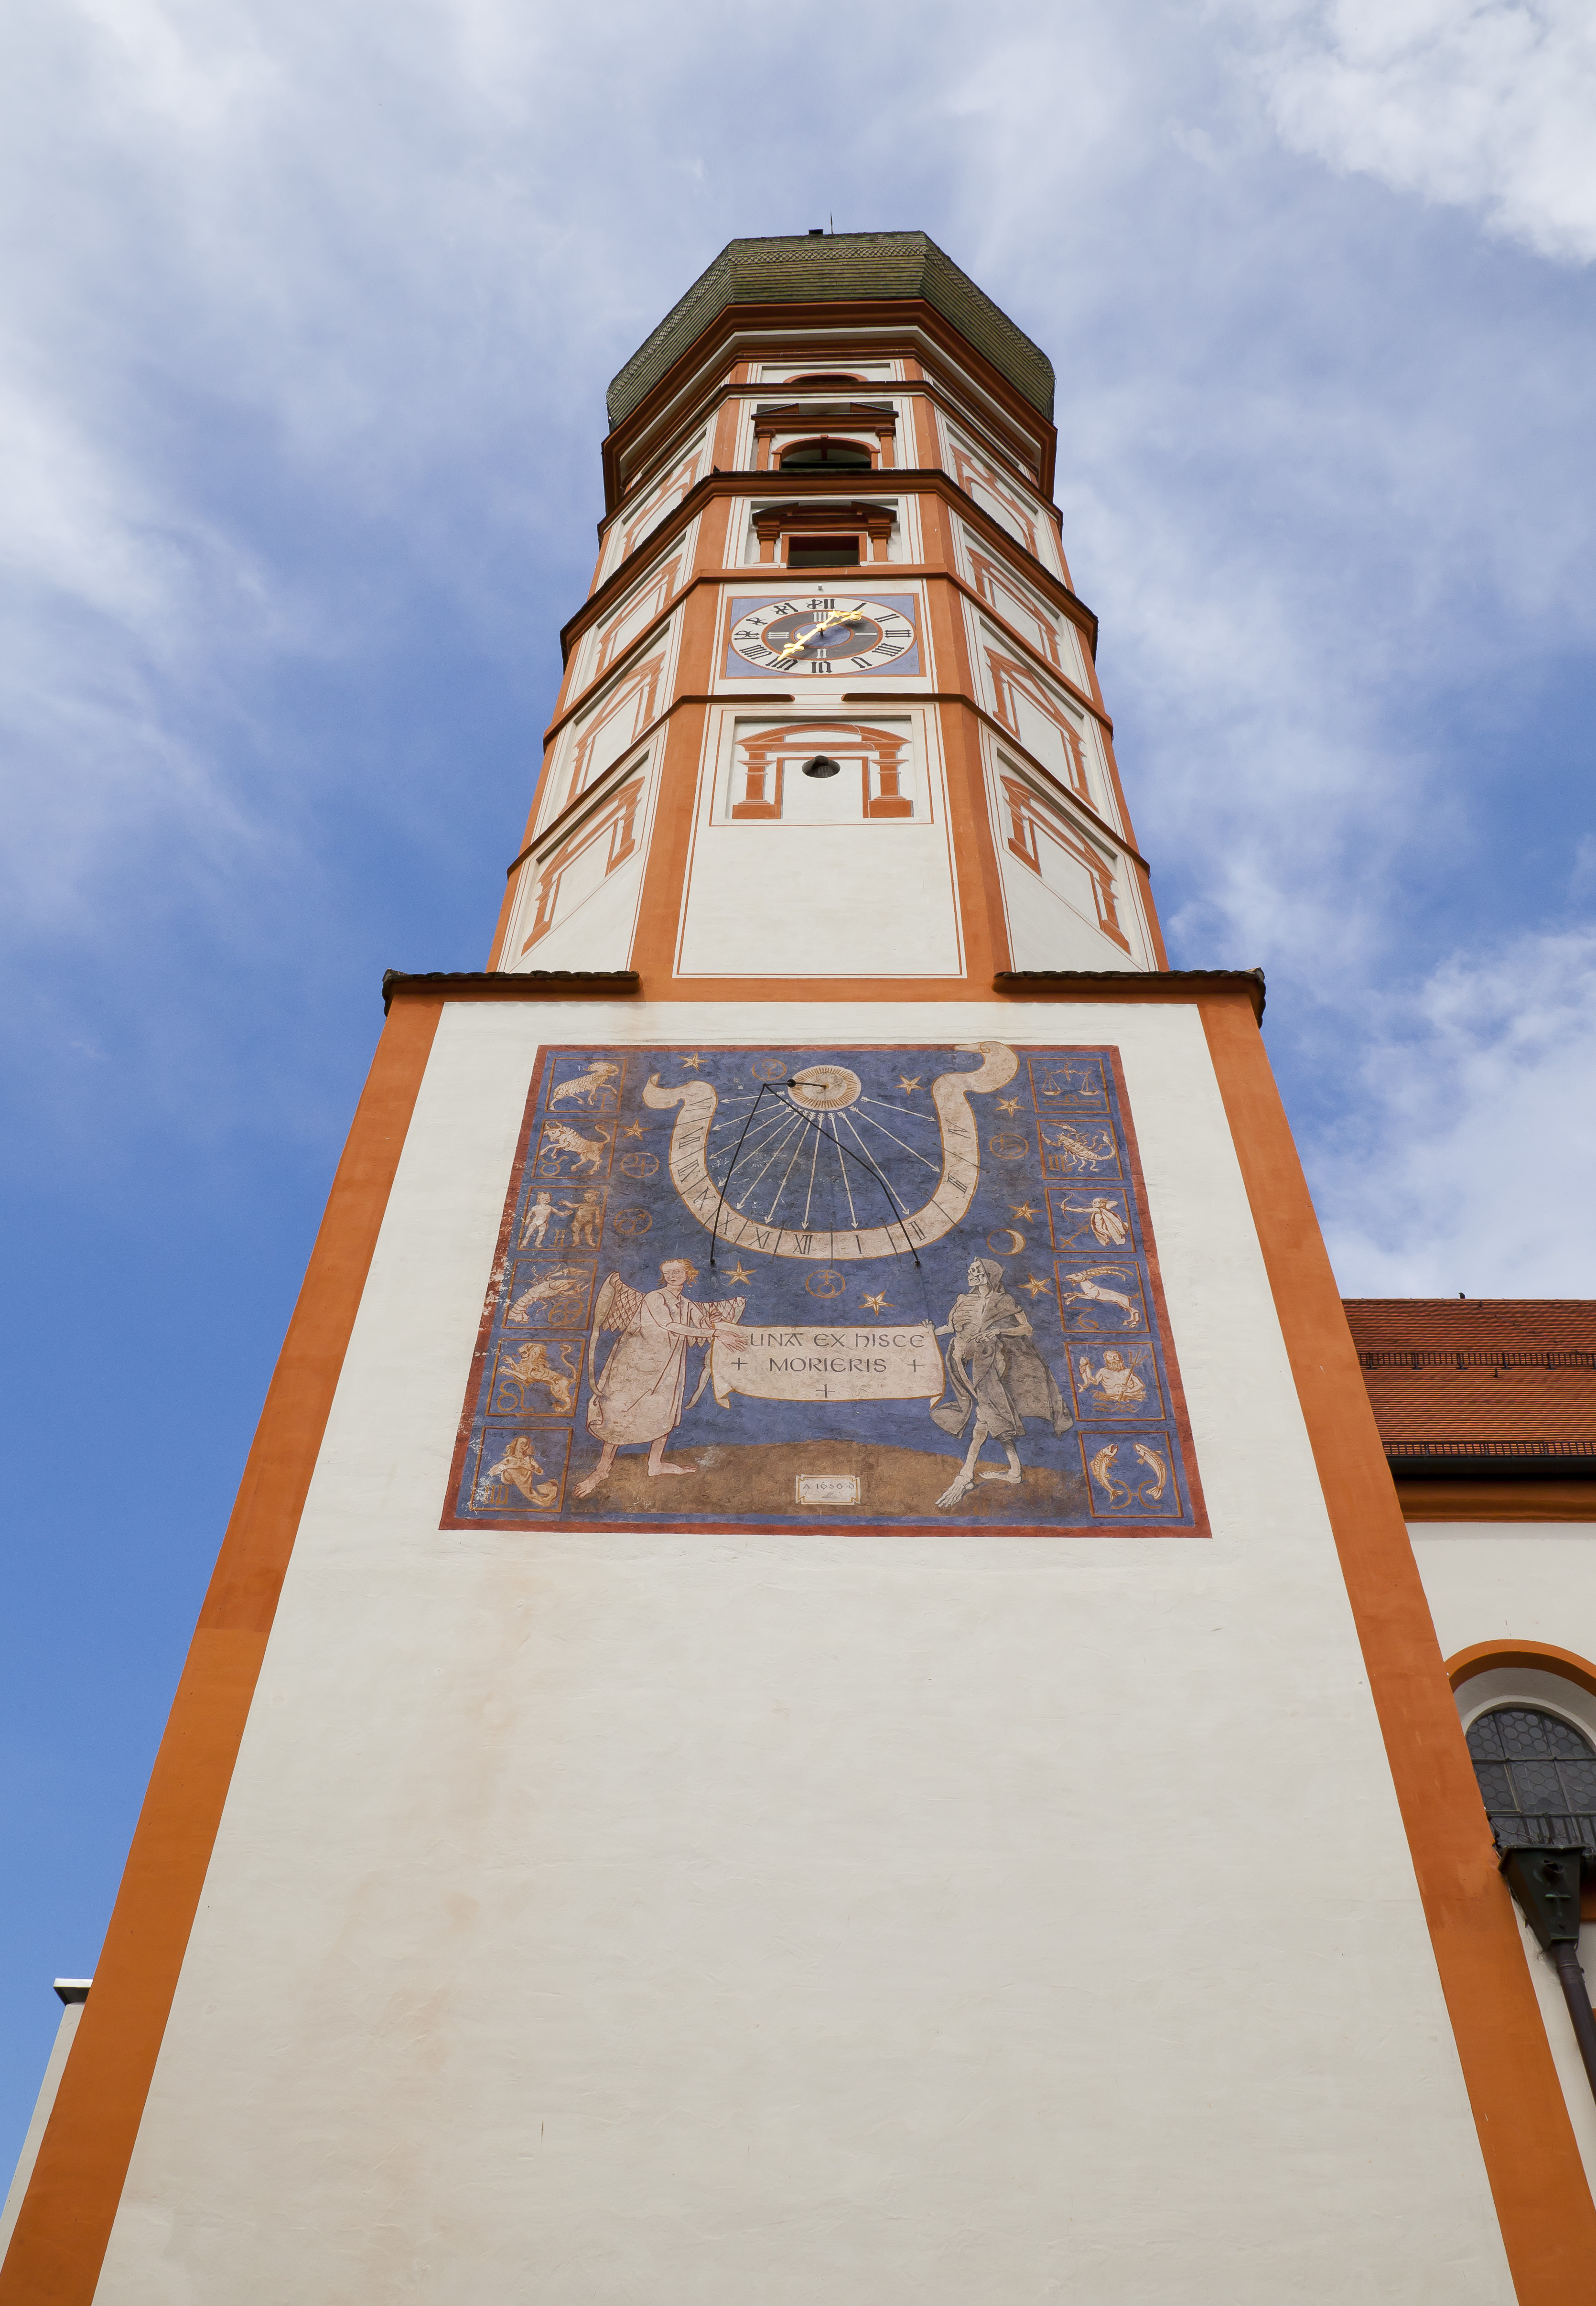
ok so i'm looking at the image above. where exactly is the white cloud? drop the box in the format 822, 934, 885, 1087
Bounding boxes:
1316, 925, 1596, 1293
1243, 0, 1596, 263
0, 0, 1593, 1273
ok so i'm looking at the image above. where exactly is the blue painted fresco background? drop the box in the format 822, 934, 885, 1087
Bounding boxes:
447, 1043, 1198, 1532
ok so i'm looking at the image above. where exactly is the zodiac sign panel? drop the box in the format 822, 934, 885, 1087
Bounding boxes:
442, 1043, 1205, 1537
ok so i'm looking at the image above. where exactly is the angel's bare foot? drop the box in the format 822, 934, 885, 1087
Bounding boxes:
647, 1459, 694, 1479
935, 1475, 974, 1509
574, 1471, 605, 1498
977, 1464, 1023, 1484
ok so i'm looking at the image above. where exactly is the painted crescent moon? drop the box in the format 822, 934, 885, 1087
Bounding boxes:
987, 1229, 1026, 1256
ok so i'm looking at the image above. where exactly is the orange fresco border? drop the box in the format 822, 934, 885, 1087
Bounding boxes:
1199, 989, 1596, 2299
0, 996, 445, 2305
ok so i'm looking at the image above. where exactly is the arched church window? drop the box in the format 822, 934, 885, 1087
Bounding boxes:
1467, 1706, 1596, 1853
778, 439, 873, 472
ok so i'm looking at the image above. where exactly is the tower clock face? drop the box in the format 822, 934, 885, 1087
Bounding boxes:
729, 596, 917, 675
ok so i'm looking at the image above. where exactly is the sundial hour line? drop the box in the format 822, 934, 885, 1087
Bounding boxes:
857, 1096, 939, 1125
838, 1107, 943, 1173
724, 1111, 812, 1204
801, 1114, 825, 1231
711, 1108, 803, 1170
763, 1115, 822, 1224
830, 1112, 862, 1232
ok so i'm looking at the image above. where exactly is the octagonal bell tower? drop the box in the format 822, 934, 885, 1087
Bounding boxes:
488, 230, 1165, 994
5, 236, 1589, 2306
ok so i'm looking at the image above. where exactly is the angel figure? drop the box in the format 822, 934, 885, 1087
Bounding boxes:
930, 1257, 1071, 1509
575, 1258, 747, 1498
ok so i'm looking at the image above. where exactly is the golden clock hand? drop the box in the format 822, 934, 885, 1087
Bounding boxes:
769, 603, 866, 662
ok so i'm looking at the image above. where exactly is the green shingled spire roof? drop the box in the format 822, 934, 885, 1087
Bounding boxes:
607, 231, 1055, 430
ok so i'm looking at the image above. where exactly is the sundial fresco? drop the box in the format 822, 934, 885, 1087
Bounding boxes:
443, 1043, 1206, 1537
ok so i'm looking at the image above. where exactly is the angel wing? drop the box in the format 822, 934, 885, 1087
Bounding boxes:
588, 1270, 646, 1389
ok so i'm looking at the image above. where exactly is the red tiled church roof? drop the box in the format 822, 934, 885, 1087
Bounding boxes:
1343, 1300, 1596, 1472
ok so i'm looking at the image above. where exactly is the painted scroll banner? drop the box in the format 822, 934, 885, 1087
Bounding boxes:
712, 1325, 944, 1407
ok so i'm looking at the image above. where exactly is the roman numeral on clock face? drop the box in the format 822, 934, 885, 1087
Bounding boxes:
728, 599, 918, 673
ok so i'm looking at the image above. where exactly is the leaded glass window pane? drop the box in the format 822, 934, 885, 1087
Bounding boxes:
1512, 1758, 1566, 1812
1467, 1704, 1596, 1854
1562, 1758, 1596, 1807
1497, 1709, 1558, 1758
1473, 1761, 1514, 1810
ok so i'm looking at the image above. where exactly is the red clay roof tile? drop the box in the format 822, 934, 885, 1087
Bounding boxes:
1343, 1300, 1596, 1462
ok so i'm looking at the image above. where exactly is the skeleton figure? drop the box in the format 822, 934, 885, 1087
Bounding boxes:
930, 1257, 1071, 1509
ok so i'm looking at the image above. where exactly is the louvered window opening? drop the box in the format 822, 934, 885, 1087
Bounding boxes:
1467, 1706, 1596, 1856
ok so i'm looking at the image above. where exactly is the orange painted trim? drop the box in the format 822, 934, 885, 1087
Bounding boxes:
939, 697, 1009, 980
1447, 1642, 1596, 1704
529, 676, 1143, 894
1402, 1480, 1596, 1523
1092, 723, 1158, 959
569, 473, 1098, 668
1199, 991, 1596, 2298
485, 856, 520, 971
0, 996, 446, 2306
629, 702, 706, 985
603, 303, 1057, 510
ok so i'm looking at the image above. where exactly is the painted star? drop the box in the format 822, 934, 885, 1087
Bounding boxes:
620, 1122, 645, 1138
680, 1053, 704, 1070
1018, 1274, 1051, 1299
724, 1259, 754, 1285
996, 1096, 1022, 1116
897, 1075, 922, 1095
1009, 1202, 1038, 1222
861, 1291, 894, 1314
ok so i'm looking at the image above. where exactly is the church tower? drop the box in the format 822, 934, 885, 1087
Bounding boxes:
5, 232, 1593, 2303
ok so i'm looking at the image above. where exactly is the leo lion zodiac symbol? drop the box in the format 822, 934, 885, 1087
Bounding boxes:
498, 1340, 581, 1416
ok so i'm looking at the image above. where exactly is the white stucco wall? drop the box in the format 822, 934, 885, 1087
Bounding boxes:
94, 1003, 1513, 2304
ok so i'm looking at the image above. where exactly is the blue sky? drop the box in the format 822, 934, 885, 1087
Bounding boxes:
3, 0, 1594, 2165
